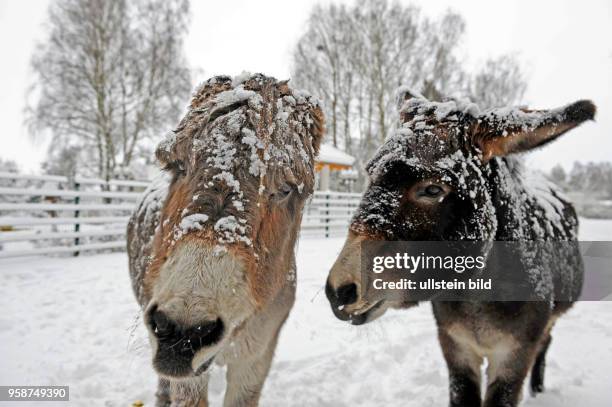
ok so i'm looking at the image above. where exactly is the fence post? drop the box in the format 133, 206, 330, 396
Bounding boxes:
348, 198, 352, 221
325, 193, 330, 238
73, 181, 80, 257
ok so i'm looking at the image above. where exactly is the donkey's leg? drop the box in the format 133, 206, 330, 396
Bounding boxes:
155, 377, 171, 407
223, 335, 278, 407
530, 334, 552, 395
167, 377, 209, 407
484, 343, 537, 407
438, 330, 483, 407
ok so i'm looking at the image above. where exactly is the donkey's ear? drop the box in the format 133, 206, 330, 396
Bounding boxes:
396, 87, 425, 110
397, 87, 427, 123
155, 131, 178, 169
472, 100, 596, 162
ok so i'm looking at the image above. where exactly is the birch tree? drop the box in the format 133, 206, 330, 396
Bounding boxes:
27, 0, 192, 181
468, 54, 527, 108
291, 0, 527, 189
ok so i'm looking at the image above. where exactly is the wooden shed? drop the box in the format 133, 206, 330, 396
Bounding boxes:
316, 144, 355, 190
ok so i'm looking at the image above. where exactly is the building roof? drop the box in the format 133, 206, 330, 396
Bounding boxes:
317, 144, 355, 167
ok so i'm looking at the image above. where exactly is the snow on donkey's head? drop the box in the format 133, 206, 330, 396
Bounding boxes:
326, 88, 595, 325
142, 74, 323, 378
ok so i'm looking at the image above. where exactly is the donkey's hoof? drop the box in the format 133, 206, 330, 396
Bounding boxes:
530, 383, 544, 396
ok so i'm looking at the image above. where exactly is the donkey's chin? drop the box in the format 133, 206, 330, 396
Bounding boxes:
152, 335, 225, 380
154, 352, 217, 380
335, 300, 388, 325
193, 356, 216, 376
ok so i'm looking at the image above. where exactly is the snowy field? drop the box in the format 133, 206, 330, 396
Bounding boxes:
1, 219, 611, 406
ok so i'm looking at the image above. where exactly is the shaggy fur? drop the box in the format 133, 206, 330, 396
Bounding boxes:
128, 74, 323, 406
326, 90, 594, 407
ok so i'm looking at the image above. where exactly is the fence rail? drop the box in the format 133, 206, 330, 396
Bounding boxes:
0, 187, 141, 199
0, 171, 150, 187
0, 172, 361, 259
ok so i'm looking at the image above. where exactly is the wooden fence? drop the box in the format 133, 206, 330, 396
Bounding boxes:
0, 172, 360, 259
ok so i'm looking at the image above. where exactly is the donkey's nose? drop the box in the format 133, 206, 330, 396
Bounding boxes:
326, 281, 358, 308
150, 308, 174, 337
147, 307, 224, 349
147, 306, 224, 377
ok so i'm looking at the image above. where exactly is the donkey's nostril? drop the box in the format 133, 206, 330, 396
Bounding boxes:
147, 304, 224, 355
149, 308, 175, 337
190, 318, 224, 347
336, 283, 358, 306
326, 281, 358, 308
149, 314, 224, 378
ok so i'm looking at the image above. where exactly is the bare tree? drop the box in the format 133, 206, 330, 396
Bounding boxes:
549, 164, 567, 186
468, 54, 527, 108
568, 161, 612, 198
41, 146, 80, 179
0, 158, 19, 175
291, 0, 527, 189
27, 0, 192, 182
0, 159, 23, 204
292, 4, 353, 148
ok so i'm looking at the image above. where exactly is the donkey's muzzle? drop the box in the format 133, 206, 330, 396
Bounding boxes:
147, 307, 224, 377
148, 308, 224, 348
325, 281, 358, 319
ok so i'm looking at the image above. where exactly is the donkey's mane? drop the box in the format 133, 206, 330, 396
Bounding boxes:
154, 73, 324, 247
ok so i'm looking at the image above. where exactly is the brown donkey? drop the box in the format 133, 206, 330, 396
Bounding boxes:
127, 74, 323, 406
326, 89, 595, 406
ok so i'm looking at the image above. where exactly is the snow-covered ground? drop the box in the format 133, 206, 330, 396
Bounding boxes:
1, 219, 611, 406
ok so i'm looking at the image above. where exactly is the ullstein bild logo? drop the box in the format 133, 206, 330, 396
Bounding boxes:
360, 241, 612, 302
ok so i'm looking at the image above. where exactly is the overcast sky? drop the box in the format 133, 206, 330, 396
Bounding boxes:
0, 0, 610, 173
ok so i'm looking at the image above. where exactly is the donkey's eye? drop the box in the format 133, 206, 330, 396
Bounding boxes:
164, 160, 186, 176
423, 185, 444, 197
273, 183, 294, 201
410, 182, 449, 203
279, 183, 293, 197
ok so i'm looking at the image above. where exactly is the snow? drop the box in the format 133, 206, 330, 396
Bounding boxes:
479, 105, 566, 134
158, 131, 177, 154
159, 73, 321, 249
395, 90, 569, 137
524, 170, 568, 234
209, 87, 257, 113
397, 87, 481, 122
318, 144, 355, 167
213, 215, 251, 245
0, 221, 611, 406
179, 214, 209, 232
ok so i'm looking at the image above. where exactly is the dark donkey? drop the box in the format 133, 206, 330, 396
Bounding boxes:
128, 74, 323, 406
326, 89, 595, 406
